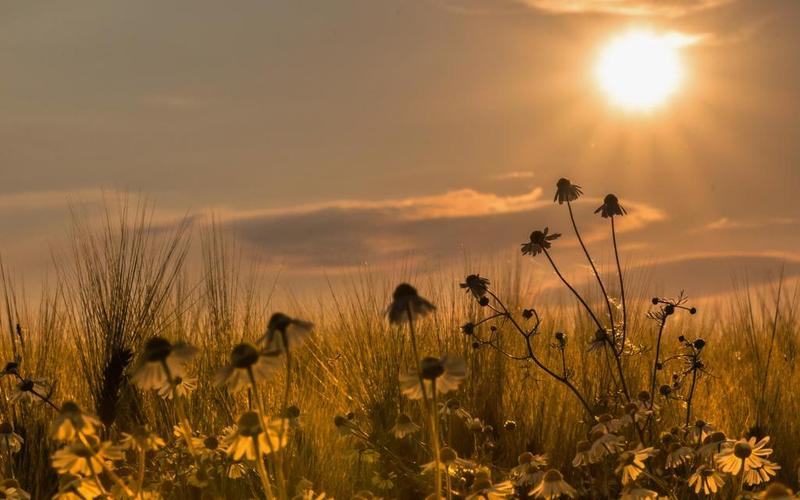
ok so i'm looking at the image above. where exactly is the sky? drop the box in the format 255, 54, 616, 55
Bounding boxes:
0, 0, 798, 298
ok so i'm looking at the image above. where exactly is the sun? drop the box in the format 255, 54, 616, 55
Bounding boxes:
595, 29, 688, 111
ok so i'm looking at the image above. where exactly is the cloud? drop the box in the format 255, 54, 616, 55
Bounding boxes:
489, 171, 536, 181
219, 187, 665, 270
701, 216, 797, 232
519, 0, 733, 17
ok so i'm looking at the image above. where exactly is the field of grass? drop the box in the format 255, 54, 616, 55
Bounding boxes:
0, 199, 797, 499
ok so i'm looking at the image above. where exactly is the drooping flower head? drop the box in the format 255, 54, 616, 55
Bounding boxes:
530, 469, 577, 499
460, 274, 490, 300
595, 194, 627, 218
0, 422, 23, 454
51, 435, 123, 476
521, 228, 561, 257
387, 283, 435, 324
400, 356, 466, 400
390, 414, 420, 439
688, 465, 726, 496
554, 178, 582, 205
223, 411, 289, 461
119, 424, 165, 452
51, 401, 101, 441
215, 342, 280, 393
258, 312, 314, 354
131, 337, 197, 391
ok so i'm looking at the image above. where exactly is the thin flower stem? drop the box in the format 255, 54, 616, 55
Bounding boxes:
76, 431, 134, 497
486, 291, 594, 418
137, 448, 146, 495
4, 436, 14, 479
610, 216, 628, 350
405, 306, 429, 404
685, 363, 699, 427
429, 381, 443, 500
254, 439, 277, 500
445, 464, 453, 500
649, 316, 668, 403
647, 316, 668, 441
161, 362, 199, 460
567, 201, 617, 340
248, 370, 287, 500
542, 249, 604, 332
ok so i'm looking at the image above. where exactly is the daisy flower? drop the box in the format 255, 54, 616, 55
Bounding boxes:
387, 283, 435, 324
529, 469, 576, 499
595, 194, 627, 218
716, 436, 777, 479
51, 401, 101, 441
400, 356, 466, 400
131, 337, 197, 391
589, 430, 625, 461
371, 470, 397, 490
466, 479, 514, 499
688, 465, 726, 495
697, 431, 728, 459
11, 378, 51, 405
665, 442, 694, 469
521, 228, 561, 257
553, 178, 582, 204
615, 447, 655, 485
591, 414, 623, 435
511, 452, 548, 487
119, 425, 165, 452
258, 312, 314, 354
215, 342, 280, 393
688, 419, 715, 444
158, 375, 197, 400
460, 274, 490, 299
224, 411, 289, 461
572, 440, 593, 467
0, 422, 23, 454
51, 435, 123, 475
390, 413, 420, 439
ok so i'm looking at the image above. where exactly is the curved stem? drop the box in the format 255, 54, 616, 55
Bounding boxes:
248, 369, 286, 500
429, 381, 442, 499
486, 291, 594, 418
611, 217, 628, 350
685, 364, 699, 427
567, 201, 616, 340
542, 249, 604, 332
254, 439, 276, 500
137, 448, 146, 495
77, 432, 133, 497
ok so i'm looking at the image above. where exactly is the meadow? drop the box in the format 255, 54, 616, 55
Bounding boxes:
0, 182, 797, 500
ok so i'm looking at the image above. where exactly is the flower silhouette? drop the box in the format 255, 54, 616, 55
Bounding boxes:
387, 283, 435, 324
553, 178, 583, 204
521, 228, 561, 257
595, 194, 627, 218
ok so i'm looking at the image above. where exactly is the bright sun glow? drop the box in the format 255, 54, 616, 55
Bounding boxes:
595, 29, 688, 111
